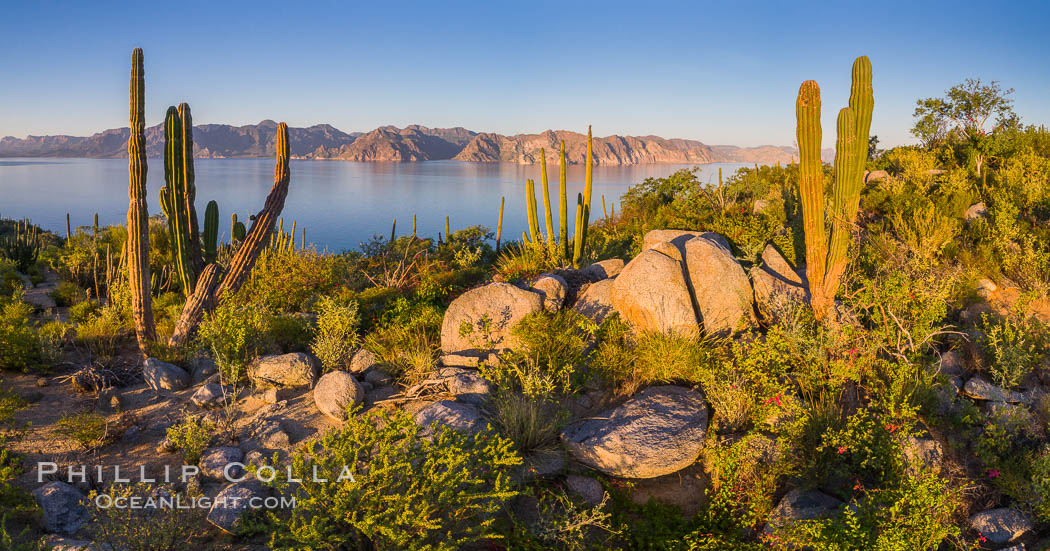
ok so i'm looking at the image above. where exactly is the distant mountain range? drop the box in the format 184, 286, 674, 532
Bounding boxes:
0, 121, 834, 164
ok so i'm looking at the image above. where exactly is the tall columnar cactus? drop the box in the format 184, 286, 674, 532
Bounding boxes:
571, 127, 594, 268
796, 56, 873, 321
202, 200, 219, 264
126, 47, 155, 351
525, 178, 540, 244
160, 106, 197, 295
496, 196, 505, 253
572, 192, 585, 267
559, 140, 568, 260
170, 122, 294, 346
540, 149, 554, 245
65, 213, 71, 243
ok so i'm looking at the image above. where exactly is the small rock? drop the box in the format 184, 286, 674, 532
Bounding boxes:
313, 370, 364, 421
191, 383, 226, 409
446, 369, 491, 405
903, 436, 943, 474
938, 349, 966, 377
97, 388, 122, 413
36, 377, 49, 387
969, 508, 1032, 544
764, 488, 843, 533
864, 169, 890, 183
560, 386, 709, 478
249, 353, 318, 389
440, 353, 483, 368
565, 474, 604, 506
207, 481, 267, 533
142, 358, 190, 392
199, 447, 244, 480
251, 419, 291, 449
259, 387, 294, 404
414, 400, 484, 436
965, 202, 988, 222
582, 259, 625, 281
531, 273, 568, 313
42, 536, 110, 551
32, 481, 87, 535
963, 375, 1028, 404
190, 356, 218, 384
349, 348, 379, 375
752, 199, 771, 214
364, 369, 393, 386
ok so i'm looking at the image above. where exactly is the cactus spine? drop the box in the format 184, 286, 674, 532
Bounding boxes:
126, 47, 155, 351
796, 56, 872, 321
202, 200, 219, 264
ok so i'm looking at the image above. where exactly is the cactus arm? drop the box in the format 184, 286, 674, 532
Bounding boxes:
202, 200, 219, 264
178, 103, 203, 276
579, 126, 594, 258
525, 178, 540, 244
572, 193, 585, 268
796, 80, 829, 319
390, 218, 396, 243
126, 47, 155, 350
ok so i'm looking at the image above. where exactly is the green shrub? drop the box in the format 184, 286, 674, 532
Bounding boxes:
268, 312, 316, 353
310, 296, 361, 372
495, 240, 562, 282
165, 416, 214, 464
0, 296, 60, 372
90, 483, 206, 551
68, 299, 100, 323
264, 408, 520, 550
364, 323, 440, 387
503, 487, 617, 550
492, 390, 563, 462
54, 412, 112, 450
480, 310, 595, 397
75, 304, 129, 359
976, 311, 1047, 389
195, 301, 272, 381
49, 280, 86, 307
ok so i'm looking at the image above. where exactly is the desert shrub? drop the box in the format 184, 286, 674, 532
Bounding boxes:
68, 299, 100, 323
364, 325, 438, 386
0, 435, 40, 551
75, 304, 129, 359
1031, 445, 1050, 522
771, 470, 959, 551
195, 301, 272, 381
883, 147, 938, 193
888, 201, 961, 260
49, 280, 86, 307
90, 483, 207, 551
310, 296, 361, 372
54, 412, 113, 450
503, 487, 617, 550
976, 311, 1047, 389
263, 408, 520, 550
268, 312, 316, 353
440, 225, 495, 269
0, 296, 60, 372
165, 416, 214, 464
480, 310, 595, 397
816, 409, 905, 488
495, 240, 562, 281
237, 248, 339, 312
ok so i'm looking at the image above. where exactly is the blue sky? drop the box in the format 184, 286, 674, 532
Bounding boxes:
2, 0, 1048, 147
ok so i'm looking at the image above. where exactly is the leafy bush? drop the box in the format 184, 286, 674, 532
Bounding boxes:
75, 304, 129, 359
480, 310, 595, 397
165, 416, 214, 464
195, 301, 272, 381
503, 487, 617, 550
0, 296, 60, 372
68, 299, 100, 323
310, 296, 361, 372
976, 311, 1047, 389
263, 408, 520, 550
492, 390, 563, 462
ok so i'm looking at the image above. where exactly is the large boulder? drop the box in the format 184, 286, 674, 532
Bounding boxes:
573, 279, 617, 324
33, 481, 87, 535
751, 245, 808, 321
610, 249, 698, 336
864, 169, 890, 183
440, 283, 544, 357
313, 370, 364, 421
249, 353, 318, 389
969, 508, 1032, 545
199, 446, 244, 480
142, 358, 190, 392
560, 386, 709, 478
683, 234, 756, 336
530, 273, 568, 313
207, 481, 268, 533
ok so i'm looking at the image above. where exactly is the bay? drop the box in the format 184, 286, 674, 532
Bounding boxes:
0, 158, 746, 252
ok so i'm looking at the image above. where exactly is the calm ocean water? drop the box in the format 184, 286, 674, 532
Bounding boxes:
0, 158, 745, 253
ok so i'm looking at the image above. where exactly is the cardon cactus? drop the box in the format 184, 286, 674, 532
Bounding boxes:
571, 127, 594, 268
525, 178, 540, 244
125, 47, 155, 350
540, 149, 554, 245
170, 122, 294, 347
231, 213, 246, 242
796, 56, 872, 321
559, 140, 568, 259
160, 105, 197, 295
